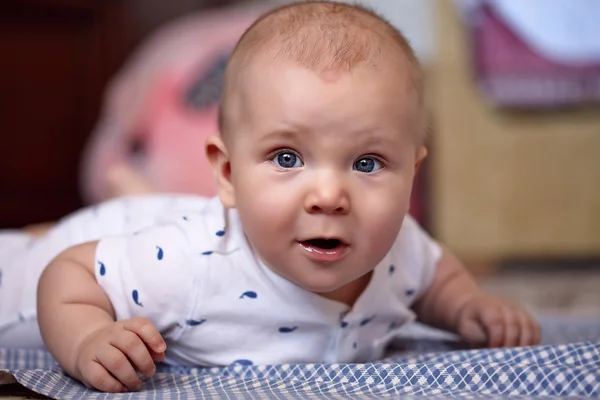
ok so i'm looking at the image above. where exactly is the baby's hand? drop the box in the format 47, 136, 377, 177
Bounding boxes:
74, 317, 166, 392
455, 294, 541, 348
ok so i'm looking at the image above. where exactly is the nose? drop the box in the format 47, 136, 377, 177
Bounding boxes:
304, 172, 350, 215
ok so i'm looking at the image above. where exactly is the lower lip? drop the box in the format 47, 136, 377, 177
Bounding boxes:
298, 241, 349, 263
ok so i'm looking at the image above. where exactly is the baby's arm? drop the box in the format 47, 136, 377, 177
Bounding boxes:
412, 246, 541, 348
37, 242, 166, 393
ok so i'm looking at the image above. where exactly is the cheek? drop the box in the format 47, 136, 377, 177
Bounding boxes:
234, 161, 299, 204
234, 167, 278, 209
364, 204, 406, 247
356, 178, 412, 248
233, 167, 296, 236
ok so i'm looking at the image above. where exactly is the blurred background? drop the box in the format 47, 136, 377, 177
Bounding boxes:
1, 0, 599, 318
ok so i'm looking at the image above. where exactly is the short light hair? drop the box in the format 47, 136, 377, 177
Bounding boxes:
219, 1, 426, 141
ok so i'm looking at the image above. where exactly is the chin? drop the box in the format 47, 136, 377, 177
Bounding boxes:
293, 275, 347, 294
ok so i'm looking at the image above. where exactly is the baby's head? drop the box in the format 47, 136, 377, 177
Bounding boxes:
207, 1, 428, 304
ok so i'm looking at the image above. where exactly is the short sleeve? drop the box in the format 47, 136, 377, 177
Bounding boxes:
94, 220, 200, 338
390, 215, 443, 302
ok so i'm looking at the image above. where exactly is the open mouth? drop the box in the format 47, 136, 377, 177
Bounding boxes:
301, 238, 344, 250
298, 238, 349, 262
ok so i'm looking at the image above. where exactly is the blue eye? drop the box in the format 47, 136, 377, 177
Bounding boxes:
354, 157, 383, 173
272, 151, 303, 169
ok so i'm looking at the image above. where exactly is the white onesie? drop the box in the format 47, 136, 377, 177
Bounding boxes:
0, 195, 442, 366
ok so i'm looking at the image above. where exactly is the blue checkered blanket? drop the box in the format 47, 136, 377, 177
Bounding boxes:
1, 317, 599, 399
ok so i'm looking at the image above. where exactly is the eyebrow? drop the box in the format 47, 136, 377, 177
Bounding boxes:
356, 133, 401, 147
258, 126, 403, 147
258, 128, 306, 142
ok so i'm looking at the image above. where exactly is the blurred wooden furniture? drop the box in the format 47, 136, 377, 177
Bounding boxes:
0, 0, 236, 229
429, 0, 600, 260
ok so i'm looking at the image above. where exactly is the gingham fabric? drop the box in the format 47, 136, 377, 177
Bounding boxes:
1, 317, 599, 399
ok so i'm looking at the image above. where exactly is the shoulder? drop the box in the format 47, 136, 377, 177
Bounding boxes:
151, 196, 245, 257
390, 214, 442, 263
384, 214, 443, 299
95, 194, 245, 261
94, 196, 234, 273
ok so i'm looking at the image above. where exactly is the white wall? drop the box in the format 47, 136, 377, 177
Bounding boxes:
348, 0, 434, 63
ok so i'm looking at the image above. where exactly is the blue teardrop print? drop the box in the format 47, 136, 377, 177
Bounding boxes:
353, 342, 358, 349
278, 326, 298, 333
340, 320, 348, 328
239, 291, 258, 299
216, 229, 226, 237
202, 251, 213, 256
232, 359, 254, 366
186, 319, 207, 326
389, 264, 395, 274
98, 261, 106, 276
156, 246, 164, 260
182, 216, 189, 221
405, 289, 415, 296
360, 315, 376, 326
132, 290, 143, 307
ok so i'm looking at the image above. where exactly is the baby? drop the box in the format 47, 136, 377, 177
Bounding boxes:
1, 1, 540, 393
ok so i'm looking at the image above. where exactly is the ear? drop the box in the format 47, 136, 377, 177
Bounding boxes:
205, 135, 236, 208
414, 146, 428, 174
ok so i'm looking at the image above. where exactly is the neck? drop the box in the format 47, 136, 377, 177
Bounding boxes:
318, 271, 373, 307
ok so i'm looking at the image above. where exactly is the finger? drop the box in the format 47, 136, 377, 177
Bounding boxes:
110, 330, 157, 378
149, 347, 165, 363
515, 310, 534, 347
457, 318, 488, 348
97, 345, 142, 391
524, 311, 542, 346
80, 361, 126, 393
455, 304, 487, 348
501, 307, 519, 348
479, 308, 505, 348
123, 318, 167, 354
530, 315, 542, 345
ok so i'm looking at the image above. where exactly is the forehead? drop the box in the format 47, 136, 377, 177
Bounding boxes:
233, 59, 416, 135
